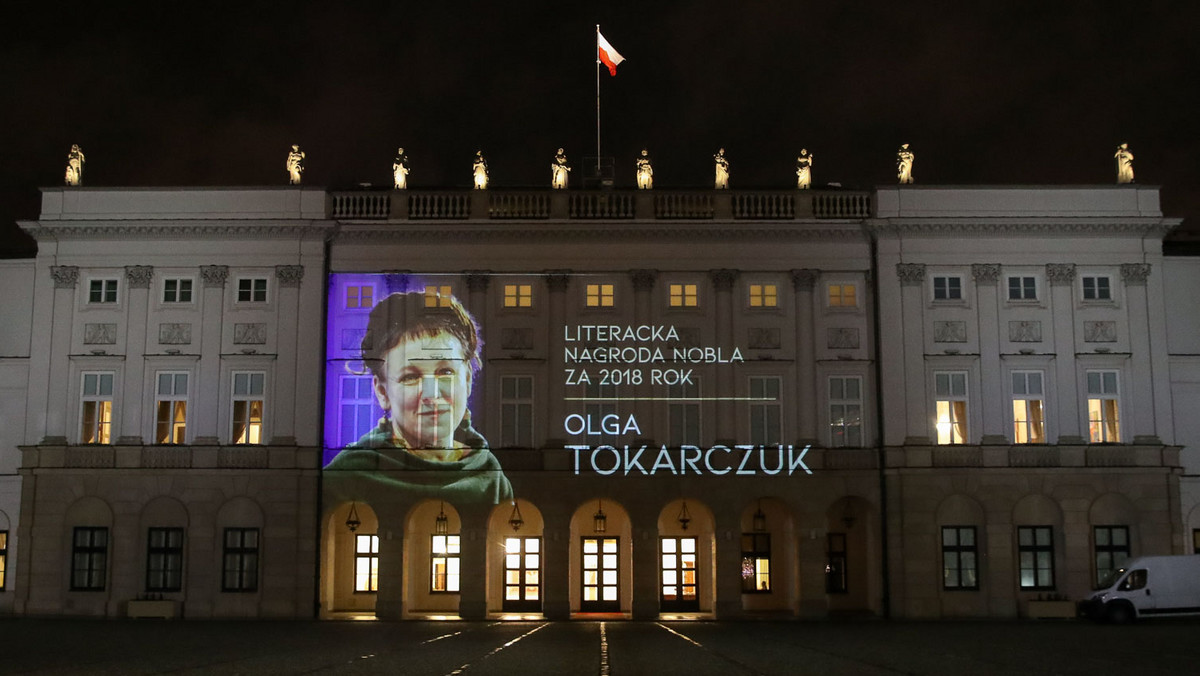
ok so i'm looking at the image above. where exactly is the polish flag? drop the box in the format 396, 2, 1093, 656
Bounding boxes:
597, 31, 625, 76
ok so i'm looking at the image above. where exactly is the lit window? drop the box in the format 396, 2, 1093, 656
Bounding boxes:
586, 283, 614, 307
237, 278, 268, 303
80, 372, 114, 444
1018, 526, 1054, 590
503, 284, 533, 308
669, 380, 701, 446
71, 527, 108, 591
1087, 370, 1120, 443
826, 533, 848, 593
1007, 276, 1037, 300
339, 376, 376, 447
222, 528, 259, 592
155, 372, 188, 444
933, 276, 962, 301
749, 284, 777, 308
0, 530, 8, 591
162, 278, 193, 303
424, 285, 452, 308
88, 279, 118, 304
146, 527, 184, 592
346, 285, 374, 309
828, 284, 857, 307
942, 526, 978, 590
503, 536, 541, 605
431, 534, 461, 593
740, 533, 770, 593
1011, 371, 1045, 444
749, 376, 781, 446
934, 372, 968, 444
829, 376, 863, 448
669, 283, 697, 307
231, 372, 265, 444
1094, 526, 1130, 587
500, 375, 534, 448
1082, 276, 1112, 301
355, 534, 379, 593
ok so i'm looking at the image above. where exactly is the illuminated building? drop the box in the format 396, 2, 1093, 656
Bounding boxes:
0, 183, 1194, 619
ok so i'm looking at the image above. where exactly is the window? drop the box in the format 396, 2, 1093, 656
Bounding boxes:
500, 375, 534, 448
237, 278, 268, 303
0, 530, 7, 591
826, 533, 848, 593
1011, 371, 1046, 444
740, 533, 770, 593
668, 380, 701, 446
1094, 526, 1130, 587
1018, 526, 1054, 590
155, 372, 189, 444
88, 279, 118, 304
424, 285, 452, 308
1007, 276, 1037, 300
503, 536, 541, 609
942, 526, 978, 590
162, 278, 193, 303
1082, 276, 1112, 301
749, 284, 777, 308
339, 376, 376, 447
355, 534, 379, 593
503, 284, 532, 308
828, 284, 857, 308
345, 284, 374, 309
829, 376, 863, 448
933, 276, 962, 301
1087, 371, 1121, 442
146, 527, 184, 592
749, 376, 781, 446
934, 372, 968, 444
669, 283, 697, 307
431, 534, 461, 593
222, 528, 259, 592
71, 527, 108, 591
231, 372, 265, 444
586, 283, 614, 307
584, 382, 617, 447
80, 372, 114, 444
1194, 529, 1200, 555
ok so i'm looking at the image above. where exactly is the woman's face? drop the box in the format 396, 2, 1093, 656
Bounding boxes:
373, 330, 472, 450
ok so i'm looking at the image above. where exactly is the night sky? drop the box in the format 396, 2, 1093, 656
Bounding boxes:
2, 2, 1196, 255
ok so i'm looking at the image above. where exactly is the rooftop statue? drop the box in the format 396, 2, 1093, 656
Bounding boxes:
286, 144, 305, 185
551, 148, 571, 189
64, 144, 85, 186
393, 148, 410, 190
1115, 143, 1134, 184
796, 149, 814, 189
897, 143, 914, 184
714, 148, 730, 189
473, 151, 489, 190
636, 148, 653, 190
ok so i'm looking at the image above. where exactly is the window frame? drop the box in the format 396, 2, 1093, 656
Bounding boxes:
1094, 525, 1131, 587
668, 283, 698, 308
230, 371, 266, 445
585, 283, 615, 308
87, 278, 120, 304
71, 526, 109, 591
221, 527, 260, 593
345, 283, 375, 310
740, 533, 771, 593
1006, 275, 1038, 301
423, 284, 453, 308
1011, 370, 1046, 444
1086, 369, 1121, 443
748, 376, 782, 446
80, 371, 115, 445
828, 375, 863, 448
1081, 275, 1113, 302
827, 283, 858, 309
934, 371, 969, 445
236, 277, 269, 304
338, 374, 377, 448
748, 283, 778, 308
668, 379, 702, 447
0, 530, 8, 591
499, 374, 535, 449
1017, 525, 1055, 591
354, 534, 379, 593
154, 371, 190, 444
941, 526, 979, 591
145, 527, 185, 593
932, 275, 963, 302
161, 277, 195, 304
430, 534, 461, 593
502, 283, 533, 309
826, 532, 848, 594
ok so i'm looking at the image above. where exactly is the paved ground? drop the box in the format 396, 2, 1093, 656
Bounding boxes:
2, 617, 1197, 675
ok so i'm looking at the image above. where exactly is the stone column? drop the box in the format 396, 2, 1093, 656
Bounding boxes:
464, 272, 491, 432
44, 266, 79, 443
712, 508, 745, 618
544, 272, 571, 447
791, 269, 818, 444
194, 265, 228, 444
272, 265, 304, 445
896, 264, 929, 443
1121, 263, 1159, 443
710, 269, 738, 443
457, 504, 490, 620
374, 507, 405, 620
629, 502, 660, 620
1046, 263, 1083, 443
117, 266, 153, 443
973, 264, 1006, 444
540, 508, 572, 619
630, 269, 658, 443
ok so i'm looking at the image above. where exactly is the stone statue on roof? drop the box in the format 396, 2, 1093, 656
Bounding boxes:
796, 149, 813, 189
551, 148, 571, 189
897, 143, 914, 184
636, 149, 653, 190
1114, 143, 1134, 184
286, 145, 305, 185
473, 151, 489, 190
65, 144, 85, 186
714, 148, 730, 189
393, 148, 410, 190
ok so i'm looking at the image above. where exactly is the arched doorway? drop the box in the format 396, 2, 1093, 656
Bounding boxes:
826, 495, 874, 615
404, 500, 462, 617
569, 498, 631, 613
322, 501, 379, 616
740, 497, 797, 614
487, 499, 545, 614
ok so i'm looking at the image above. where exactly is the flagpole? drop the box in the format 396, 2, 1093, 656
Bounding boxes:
595, 24, 601, 179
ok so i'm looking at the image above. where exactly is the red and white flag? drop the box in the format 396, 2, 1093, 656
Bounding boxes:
597, 31, 625, 76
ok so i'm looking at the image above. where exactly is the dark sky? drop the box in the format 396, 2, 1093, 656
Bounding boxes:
2, 2, 1196, 255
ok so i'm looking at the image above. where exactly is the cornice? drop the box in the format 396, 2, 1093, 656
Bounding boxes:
21, 221, 335, 241
334, 221, 868, 243
867, 218, 1176, 237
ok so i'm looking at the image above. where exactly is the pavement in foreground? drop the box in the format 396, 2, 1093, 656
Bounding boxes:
1, 617, 1193, 675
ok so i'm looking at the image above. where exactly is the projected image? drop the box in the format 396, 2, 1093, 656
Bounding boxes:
325, 277, 512, 504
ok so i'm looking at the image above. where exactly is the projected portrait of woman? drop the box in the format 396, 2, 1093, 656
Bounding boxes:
325, 290, 512, 504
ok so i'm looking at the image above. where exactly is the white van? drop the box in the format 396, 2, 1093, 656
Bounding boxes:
1079, 555, 1200, 623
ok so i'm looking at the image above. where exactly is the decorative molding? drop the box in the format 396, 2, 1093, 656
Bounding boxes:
933, 321, 967, 343
464, 271, 491, 293
1120, 263, 1151, 284
896, 263, 926, 285
1083, 321, 1117, 343
790, 269, 819, 291
748, 327, 781, 350
1045, 263, 1076, 285
1008, 320, 1042, 342
84, 323, 117, 345
709, 269, 738, 291
827, 327, 860, 349
200, 265, 229, 288
233, 323, 267, 345
334, 222, 869, 243
23, 224, 331, 241
543, 271, 572, 292
51, 265, 80, 289
501, 328, 534, 350
124, 265, 154, 288
971, 264, 1000, 283
275, 265, 304, 287
158, 323, 192, 345
630, 269, 658, 291
868, 221, 1175, 237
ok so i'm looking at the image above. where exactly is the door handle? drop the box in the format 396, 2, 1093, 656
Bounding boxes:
1145, 589, 1151, 596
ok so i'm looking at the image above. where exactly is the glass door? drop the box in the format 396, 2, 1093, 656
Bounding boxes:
502, 536, 541, 612
660, 537, 699, 611
581, 537, 620, 611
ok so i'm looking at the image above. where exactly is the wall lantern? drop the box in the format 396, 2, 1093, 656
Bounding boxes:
435, 502, 449, 535
345, 502, 361, 533
593, 499, 608, 534
752, 500, 767, 532
677, 501, 692, 530
508, 501, 525, 532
